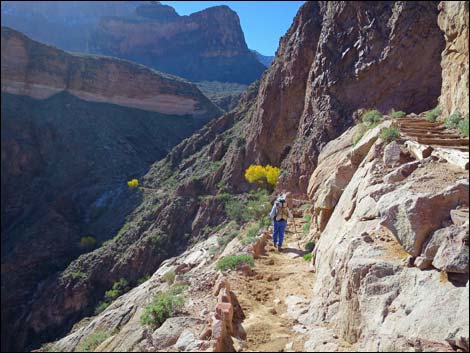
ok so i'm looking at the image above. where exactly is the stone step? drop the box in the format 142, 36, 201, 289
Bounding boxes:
402, 132, 462, 139
400, 126, 446, 133
416, 137, 469, 146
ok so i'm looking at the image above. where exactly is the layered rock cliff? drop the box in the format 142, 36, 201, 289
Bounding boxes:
90, 3, 266, 84
1, 27, 221, 352
438, 1, 469, 117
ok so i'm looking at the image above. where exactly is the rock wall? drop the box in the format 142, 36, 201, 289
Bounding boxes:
303, 121, 469, 351
242, 1, 445, 194
438, 1, 469, 117
1, 27, 219, 117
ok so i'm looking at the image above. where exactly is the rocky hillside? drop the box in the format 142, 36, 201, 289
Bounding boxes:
1, 27, 221, 352
90, 3, 266, 84
5, 1, 469, 352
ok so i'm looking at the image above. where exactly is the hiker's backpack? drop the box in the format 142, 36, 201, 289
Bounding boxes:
275, 205, 289, 221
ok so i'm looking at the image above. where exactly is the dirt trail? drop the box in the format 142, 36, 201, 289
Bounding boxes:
228, 216, 314, 352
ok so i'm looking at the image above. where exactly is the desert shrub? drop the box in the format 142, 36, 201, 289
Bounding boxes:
94, 278, 129, 315
458, 116, 469, 137
245, 164, 281, 189
76, 330, 110, 352
390, 110, 407, 119
216, 254, 254, 271
426, 106, 441, 122
242, 223, 261, 246
301, 214, 313, 237
305, 241, 315, 253
94, 301, 110, 315
225, 198, 246, 223
140, 287, 186, 328
303, 253, 313, 262
137, 275, 151, 285
80, 235, 97, 248
444, 111, 463, 129
380, 126, 400, 143
105, 278, 129, 302
362, 110, 383, 127
162, 270, 176, 285
300, 203, 312, 211
70, 270, 87, 280
127, 178, 139, 189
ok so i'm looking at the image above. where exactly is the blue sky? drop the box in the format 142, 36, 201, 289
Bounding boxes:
161, 1, 305, 56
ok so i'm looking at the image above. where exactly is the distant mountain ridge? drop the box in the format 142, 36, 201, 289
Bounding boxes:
90, 3, 267, 83
251, 49, 275, 67
1, 1, 267, 84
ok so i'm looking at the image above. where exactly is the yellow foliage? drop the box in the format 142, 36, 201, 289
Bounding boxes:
244, 164, 280, 188
127, 179, 139, 189
265, 165, 280, 187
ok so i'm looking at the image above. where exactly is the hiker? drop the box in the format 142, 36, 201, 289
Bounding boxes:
269, 194, 293, 251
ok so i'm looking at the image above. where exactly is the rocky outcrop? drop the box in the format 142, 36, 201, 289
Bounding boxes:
438, 1, 469, 117
1, 27, 219, 116
90, 3, 266, 84
302, 123, 469, 350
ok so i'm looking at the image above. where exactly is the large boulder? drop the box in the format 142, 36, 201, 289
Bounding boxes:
378, 179, 469, 256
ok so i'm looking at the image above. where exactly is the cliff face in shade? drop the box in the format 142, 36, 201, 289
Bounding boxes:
438, 1, 469, 117
0, 1, 144, 52
90, 3, 266, 84
245, 1, 445, 194
0, 27, 221, 352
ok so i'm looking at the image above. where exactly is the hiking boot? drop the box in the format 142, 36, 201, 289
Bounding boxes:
277, 245, 283, 252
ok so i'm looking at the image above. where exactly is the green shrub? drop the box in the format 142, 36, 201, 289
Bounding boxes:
76, 330, 110, 352
105, 278, 129, 301
303, 253, 313, 262
140, 287, 185, 328
301, 214, 312, 237
380, 126, 400, 143
80, 235, 96, 248
137, 275, 151, 285
162, 270, 176, 285
458, 116, 469, 137
305, 241, 315, 253
94, 301, 110, 315
444, 111, 463, 129
225, 199, 246, 223
390, 110, 407, 119
303, 214, 312, 222
426, 106, 441, 122
353, 123, 368, 145
241, 223, 261, 246
300, 203, 312, 211
362, 110, 383, 127
216, 254, 254, 271
71, 270, 87, 280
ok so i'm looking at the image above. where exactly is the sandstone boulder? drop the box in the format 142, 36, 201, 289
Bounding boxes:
383, 140, 402, 166
378, 179, 469, 256
432, 224, 469, 273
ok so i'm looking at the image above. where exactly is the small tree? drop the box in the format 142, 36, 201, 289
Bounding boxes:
244, 164, 280, 190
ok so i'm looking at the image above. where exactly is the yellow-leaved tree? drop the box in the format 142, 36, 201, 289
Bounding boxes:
244, 164, 280, 190
127, 179, 139, 189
